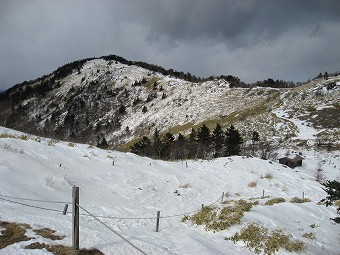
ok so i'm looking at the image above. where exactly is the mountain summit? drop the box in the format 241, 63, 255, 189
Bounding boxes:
0, 55, 339, 152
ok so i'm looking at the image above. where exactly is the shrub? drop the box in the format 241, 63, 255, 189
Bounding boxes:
265, 197, 286, 206
67, 142, 76, 147
290, 197, 311, 203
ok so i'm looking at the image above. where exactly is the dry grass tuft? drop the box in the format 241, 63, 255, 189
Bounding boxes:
26, 242, 104, 255
227, 222, 305, 255
34, 228, 65, 240
48, 139, 58, 146
179, 183, 192, 189
67, 142, 76, 147
265, 197, 286, 206
183, 199, 256, 232
302, 232, 316, 241
0, 221, 102, 254
248, 181, 257, 188
0, 221, 32, 249
290, 197, 311, 203
0, 133, 16, 139
264, 173, 273, 179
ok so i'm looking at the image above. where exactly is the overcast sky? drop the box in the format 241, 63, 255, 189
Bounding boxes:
1, 0, 340, 91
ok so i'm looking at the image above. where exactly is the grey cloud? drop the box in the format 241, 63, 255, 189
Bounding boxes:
0, 0, 340, 90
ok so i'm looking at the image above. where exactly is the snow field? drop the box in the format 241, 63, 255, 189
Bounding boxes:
0, 127, 339, 254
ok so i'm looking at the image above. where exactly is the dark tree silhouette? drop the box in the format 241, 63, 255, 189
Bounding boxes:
130, 136, 151, 156
212, 123, 224, 158
251, 131, 260, 155
224, 125, 243, 156
321, 180, 340, 223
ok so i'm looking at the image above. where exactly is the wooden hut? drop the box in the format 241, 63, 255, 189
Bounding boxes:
279, 155, 304, 169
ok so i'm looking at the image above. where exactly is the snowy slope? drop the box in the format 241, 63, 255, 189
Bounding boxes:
0, 127, 339, 255
2, 57, 339, 152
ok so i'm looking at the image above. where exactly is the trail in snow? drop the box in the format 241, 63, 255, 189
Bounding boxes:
273, 108, 318, 141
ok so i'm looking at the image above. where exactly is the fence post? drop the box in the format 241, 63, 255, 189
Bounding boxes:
72, 186, 79, 250
221, 192, 225, 204
201, 204, 204, 209
63, 204, 68, 215
302, 192, 305, 200
156, 211, 160, 232
262, 190, 265, 199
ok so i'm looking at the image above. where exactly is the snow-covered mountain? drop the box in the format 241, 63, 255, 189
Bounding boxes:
1, 56, 339, 151
0, 126, 339, 254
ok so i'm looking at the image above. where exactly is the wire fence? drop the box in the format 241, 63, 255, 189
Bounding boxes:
78, 203, 148, 255
0, 191, 224, 255
0, 193, 223, 220
0, 189, 316, 255
0, 194, 70, 204
0, 197, 65, 213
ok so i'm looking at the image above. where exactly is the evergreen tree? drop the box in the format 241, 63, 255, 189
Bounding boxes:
324, 71, 329, 80
188, 128, 198, 159
118, 104, 126, 114
152, 128, 161, 158
197, 124, 211, 146
251, 131, 260, 155
321, 180, 340, 223
224, 125, 243, 156
197, 124, 211, 158
130, 136, 151, 156
97, 137, 109, 149
174, 133, 186, 160
160, 132, 175, 159
212, 123, 224, 158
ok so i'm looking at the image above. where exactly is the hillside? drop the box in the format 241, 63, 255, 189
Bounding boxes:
1, 56, 338, 152
0, 127, 339, 254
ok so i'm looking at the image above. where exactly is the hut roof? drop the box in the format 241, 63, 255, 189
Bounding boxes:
279, 155, 304, 162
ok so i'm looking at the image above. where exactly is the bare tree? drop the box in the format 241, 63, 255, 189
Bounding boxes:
258, 141, 278, 160
314, 162, 326, 184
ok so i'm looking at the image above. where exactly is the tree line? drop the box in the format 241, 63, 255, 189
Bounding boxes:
130, 124, 260, 160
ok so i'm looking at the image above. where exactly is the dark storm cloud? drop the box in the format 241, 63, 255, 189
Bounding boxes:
125, 0, 340, 47
1, 0, 340, 91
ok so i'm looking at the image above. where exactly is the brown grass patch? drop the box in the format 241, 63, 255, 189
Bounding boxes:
248, 181, 257, 188
0, 221, 32, 249
179, 183, 192, 189
26, 242, 104, 255
0, 220, 102, 254
34, 227, 65, 240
